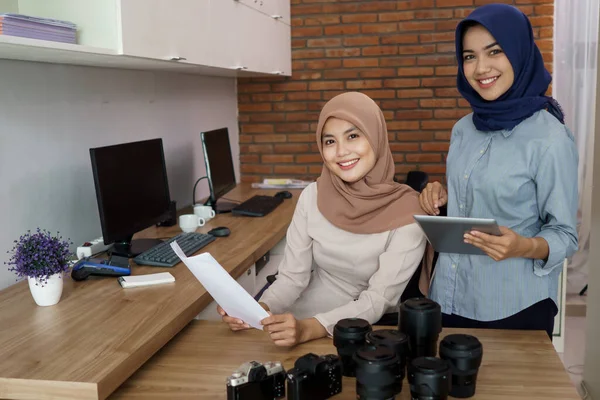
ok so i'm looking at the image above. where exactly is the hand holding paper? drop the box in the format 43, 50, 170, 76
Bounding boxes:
170, 242, 269, 329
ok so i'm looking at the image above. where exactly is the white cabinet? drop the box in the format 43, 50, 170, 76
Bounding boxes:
0, 0, 291, 77
273, 20, 292, 75
118, 0, 211, 64
278, 0, 291, 25
210, 0, 291, 75
208, 0, 241, 71
237, 0, 291, 25
238, 0, 277, 18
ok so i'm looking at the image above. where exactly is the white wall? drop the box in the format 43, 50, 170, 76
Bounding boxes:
0, 59, 239, 290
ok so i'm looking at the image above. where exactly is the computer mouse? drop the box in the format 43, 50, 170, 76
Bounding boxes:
275, 191, 292, 199
208, 226, 231, 237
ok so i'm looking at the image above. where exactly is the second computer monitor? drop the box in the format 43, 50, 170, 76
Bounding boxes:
200, 128, 237, 211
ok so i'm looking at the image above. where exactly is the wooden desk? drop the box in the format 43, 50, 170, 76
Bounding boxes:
111, 321, 579, 400
0, 184, 298, 400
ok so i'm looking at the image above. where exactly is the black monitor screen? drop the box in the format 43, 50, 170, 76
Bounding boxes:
90, 138, 171, 245
201, 128, 236, 202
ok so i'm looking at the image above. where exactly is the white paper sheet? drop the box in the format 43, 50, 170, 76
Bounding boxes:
170, 242, 269, 329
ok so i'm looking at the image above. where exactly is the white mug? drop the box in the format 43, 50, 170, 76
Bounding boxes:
179, 214, 205, 233
194, 205, 216, 220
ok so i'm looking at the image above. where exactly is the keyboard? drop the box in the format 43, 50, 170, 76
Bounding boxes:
133, 232, 216, 267
231, 195, 283, 217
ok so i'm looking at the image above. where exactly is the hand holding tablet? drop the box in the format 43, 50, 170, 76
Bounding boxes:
413, 215, 502, 256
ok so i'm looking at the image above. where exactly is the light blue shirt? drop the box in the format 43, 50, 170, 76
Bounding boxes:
429, 110, 579, 321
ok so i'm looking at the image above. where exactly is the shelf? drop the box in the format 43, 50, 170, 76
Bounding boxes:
0, 35, 274, 78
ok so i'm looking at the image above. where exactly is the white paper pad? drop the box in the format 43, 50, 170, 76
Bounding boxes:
170, 242, 269, 329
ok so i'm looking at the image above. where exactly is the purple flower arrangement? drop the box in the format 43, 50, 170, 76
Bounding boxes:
5, 228, 73, 286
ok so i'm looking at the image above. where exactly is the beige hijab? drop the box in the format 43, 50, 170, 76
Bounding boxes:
315, 92, 435, 295
315, 92, 424, 235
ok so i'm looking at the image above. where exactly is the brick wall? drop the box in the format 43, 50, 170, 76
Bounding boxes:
237, 0, 554, 183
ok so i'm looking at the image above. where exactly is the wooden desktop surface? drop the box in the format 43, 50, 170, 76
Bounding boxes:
111, 320, 580, 400
0, 184, 299, 400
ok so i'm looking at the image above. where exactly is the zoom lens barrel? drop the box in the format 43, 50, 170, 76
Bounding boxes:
354, 344, 403, 400
399, 298, 442, 360
366, 329, 409, 377
333, 318, 372, 377
407, 357, 452, 400
439, 334, 483, 398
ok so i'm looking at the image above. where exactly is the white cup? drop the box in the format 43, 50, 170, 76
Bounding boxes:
179, 214, 205, 233
194, 205, 216, 221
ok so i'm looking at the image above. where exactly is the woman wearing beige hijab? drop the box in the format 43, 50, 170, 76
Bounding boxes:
218, 92, 427, 346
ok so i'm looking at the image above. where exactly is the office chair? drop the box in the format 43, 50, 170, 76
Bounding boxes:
404, 170, 429, 192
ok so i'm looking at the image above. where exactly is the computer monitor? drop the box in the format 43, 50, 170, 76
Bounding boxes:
200, 127, 237, 213
90, 138, 171, 257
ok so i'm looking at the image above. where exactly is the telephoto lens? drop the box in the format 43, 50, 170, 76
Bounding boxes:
398, 298, 442, 359
333, 318, 372, 377
407, 357, 452, 400
365, 329, 409, 378
438, 334, 483, 398
353, 344, 403, 400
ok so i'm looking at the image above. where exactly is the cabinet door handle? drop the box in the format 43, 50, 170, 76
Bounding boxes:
271, 15, 282, 19
272, 70, 284, 75
233, 66, 248, 70
170, 56, 187, 61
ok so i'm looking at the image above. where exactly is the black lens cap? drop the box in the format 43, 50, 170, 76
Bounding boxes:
410, 357, 451, 374
367, 329, 408, 343
334, 318, 372, 341
335, 318, 371, 333
440, 334, 481, 352
355, 344, 397, 362
401, 298, 440, 313
439, 334, 483, 363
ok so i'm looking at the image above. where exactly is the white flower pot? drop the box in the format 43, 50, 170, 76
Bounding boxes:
27, 273, 64, 306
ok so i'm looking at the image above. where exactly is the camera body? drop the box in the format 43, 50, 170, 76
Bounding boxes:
286, 353, 343, 400
226, 360, 286, 400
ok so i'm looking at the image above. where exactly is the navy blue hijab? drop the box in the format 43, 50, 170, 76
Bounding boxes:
456, 3, 564, 132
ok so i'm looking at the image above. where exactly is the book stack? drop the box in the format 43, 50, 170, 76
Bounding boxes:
0, 13, 76, 44
251, 179, 313, 189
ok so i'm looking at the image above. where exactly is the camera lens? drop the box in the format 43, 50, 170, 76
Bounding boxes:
407, 357, 451, 400
354, 344, 403, 400
438, 334, 483, 398
333, 318, 372, 377
365, 329, 409, 377
398, 298, 442, 359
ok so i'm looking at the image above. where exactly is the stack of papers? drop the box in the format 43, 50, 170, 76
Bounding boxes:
0, 14, 77, 44
251, 178, 313, 189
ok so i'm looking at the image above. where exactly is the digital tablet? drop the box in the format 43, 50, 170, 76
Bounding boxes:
413, 215, 502, 256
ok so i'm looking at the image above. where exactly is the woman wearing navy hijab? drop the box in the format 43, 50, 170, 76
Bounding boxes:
419, 3, 578, 338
